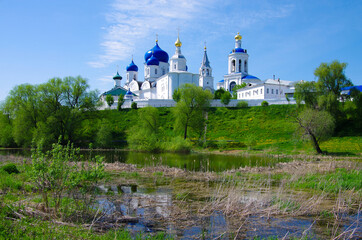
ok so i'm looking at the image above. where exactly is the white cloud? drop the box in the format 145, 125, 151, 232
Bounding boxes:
89, 0, 211, 68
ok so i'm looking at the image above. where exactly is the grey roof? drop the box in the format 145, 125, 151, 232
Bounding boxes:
202, 49, 210, 68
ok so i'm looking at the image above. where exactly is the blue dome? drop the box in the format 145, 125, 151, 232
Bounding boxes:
242, 75, 259, 80
146, 54, 159, 66
230, 48, 245, 54
113, 71, 122, 80
144, 42, 169, 63
218, 79, 224, 82
126, 89, 133, 95
126, 60, 138, 72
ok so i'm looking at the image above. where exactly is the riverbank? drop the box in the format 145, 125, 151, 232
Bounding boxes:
1, 152, 361, 239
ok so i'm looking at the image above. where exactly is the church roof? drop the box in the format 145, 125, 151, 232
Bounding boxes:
202, 48, 210, 68
144, 42, 169, 63
113, 71, 122, 80
102, 87, 127, 96
126, 60, 138, 72
242, 75, 259, 80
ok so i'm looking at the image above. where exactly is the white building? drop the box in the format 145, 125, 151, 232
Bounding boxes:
100, 33, 301, 108
103, 34, 214, 104
236, 79, 300, 100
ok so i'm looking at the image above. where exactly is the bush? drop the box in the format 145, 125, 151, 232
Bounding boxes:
162, 136, 192, 153
236, 101, 248, 108
131, 102, 137, 109
217, 139, 228, 150
1, 163, 19, 174
261, 101, 269, 107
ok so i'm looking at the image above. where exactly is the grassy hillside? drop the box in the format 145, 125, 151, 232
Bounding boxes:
93, 105, 361, 156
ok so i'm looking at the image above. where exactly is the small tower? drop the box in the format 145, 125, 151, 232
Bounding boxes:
170, 33, 187, 72
126, 58, 138, 84
228, 32, 249, 75
113, 71, 122, 87
199, 45, 214, 92
145, 51, 160, 82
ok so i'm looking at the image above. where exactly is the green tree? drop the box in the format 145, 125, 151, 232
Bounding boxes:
295, 109, 335, 154
294, 81, 318, 108
131, 102, 137, 109
172, 84, 212, 139
173, 88, 182, 102
117, 94, 125, 111
315, 60, 352, 96
95, 119, 113, 148
127, 106, 160, 152
220, 91, 232, 106
231, 83, 247, 99
105, 94, 114, 108
214, 88, 226, 99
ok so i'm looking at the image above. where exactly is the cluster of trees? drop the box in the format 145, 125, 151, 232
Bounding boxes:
0, 76, 99, 147
127, 84, 213, 152
213, 83, 247, 106
294, 60, 360, 154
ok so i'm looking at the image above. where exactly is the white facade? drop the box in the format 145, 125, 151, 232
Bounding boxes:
116, 36, 214, 102
237, 79, 300, 100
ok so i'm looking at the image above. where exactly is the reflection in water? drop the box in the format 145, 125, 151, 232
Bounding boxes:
96, 185, 361, 239
0, 148, 291, 172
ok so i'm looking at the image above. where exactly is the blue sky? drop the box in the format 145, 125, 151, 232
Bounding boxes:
1, 0, 361, 101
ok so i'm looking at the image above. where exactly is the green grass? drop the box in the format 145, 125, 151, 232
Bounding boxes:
290, 168, 362, 193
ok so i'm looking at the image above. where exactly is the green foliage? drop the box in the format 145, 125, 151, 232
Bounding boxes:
173, 88, 181, 102
162, 136, 192, 153
117, 94, 125, 111
95, 119, 113, 148
1, 76, 98, 148
131, 101, 138, 109
217, 139, 228, 150
1, 163, 19, 174
214, 88, 226, 99
173, 84, 212, 139
315, 60, 352, 96
220, 91, 232, 106
294, 81, 318, 108
31, 138, 105, 213
231, 83, 247, 99
261, 101, 269, 107
105, 94, 114, 108
296, 109, 335, 154
236, 100, 248, 108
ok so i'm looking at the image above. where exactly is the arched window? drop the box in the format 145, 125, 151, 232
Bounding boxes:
206, 69, 209, 76
162, 68, 165, 75
238, 59, 241, 72
155, 68, 157, 74
244, 61, 247, 72
232, 60, 236, 72
230, 81, 236, 92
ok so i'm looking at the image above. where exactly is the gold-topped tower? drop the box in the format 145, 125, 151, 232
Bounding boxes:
235, 32, 242, 40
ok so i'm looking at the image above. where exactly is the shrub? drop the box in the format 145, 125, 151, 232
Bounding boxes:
162, 136, 192, 153
1, 163, 20, 174
131, 102, 137, 109
236, 101, 248, 108
217, 139, 228, 150
261, 101, 269, 107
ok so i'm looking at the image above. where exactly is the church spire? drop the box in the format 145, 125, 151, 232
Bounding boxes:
201, 44, 210, 68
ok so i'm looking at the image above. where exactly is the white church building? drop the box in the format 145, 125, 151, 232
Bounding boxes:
100, 33, 299, 108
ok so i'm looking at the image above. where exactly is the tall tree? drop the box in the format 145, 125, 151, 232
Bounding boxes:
220, 91, 232, 106
105, 95, 114, 108
295, 109, 335, 154
315, 60, 352, 96
172, 84, 212, 139
294, 81, 318, 108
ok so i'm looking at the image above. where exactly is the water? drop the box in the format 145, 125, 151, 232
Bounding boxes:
0, 148, 290, 172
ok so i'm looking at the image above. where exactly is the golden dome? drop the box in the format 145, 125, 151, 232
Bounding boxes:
235, 32, 242, 40
175, 36, 182, 47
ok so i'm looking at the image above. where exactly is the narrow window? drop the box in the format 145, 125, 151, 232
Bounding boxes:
272, 89, 274, 94
162, 68, 165, 75
155, 68, 157, 74
206, 69, 209, 76
244, 61, 247, 72
267, 88, 269, 94
232, 60, 236, 72
238, 59, 241, 72
276, 89, 278, 94
261, 89, 263, 94
174, 64, 176, 70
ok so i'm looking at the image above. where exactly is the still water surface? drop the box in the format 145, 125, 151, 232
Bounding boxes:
0, 149, 290, 172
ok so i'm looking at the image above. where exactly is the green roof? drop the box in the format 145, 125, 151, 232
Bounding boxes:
102, 87, 127, 96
